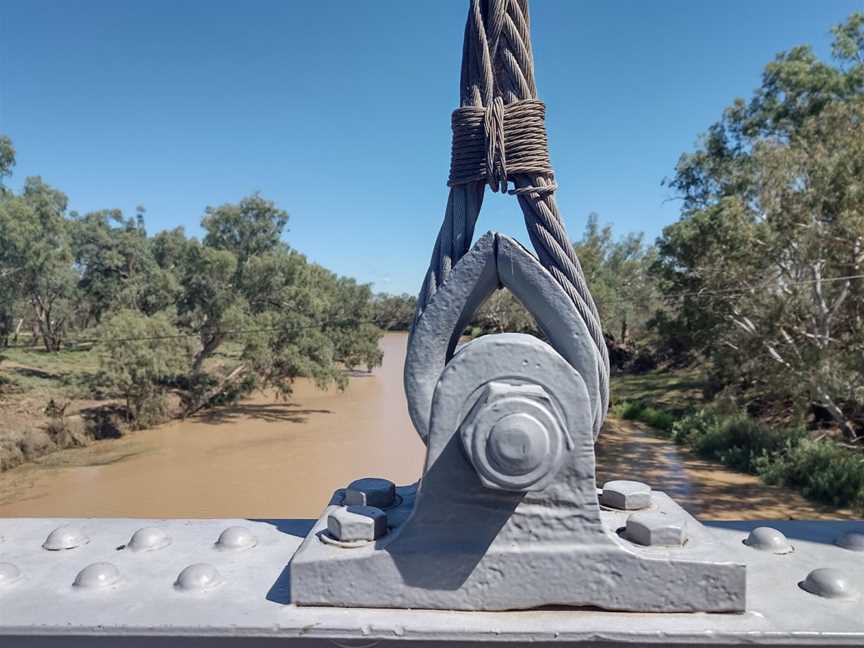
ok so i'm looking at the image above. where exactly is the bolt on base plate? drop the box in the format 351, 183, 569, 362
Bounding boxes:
291, 479, 746, 611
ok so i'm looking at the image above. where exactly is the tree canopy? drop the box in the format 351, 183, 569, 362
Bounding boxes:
654, 12, 864, 437
0, 145, 383, 425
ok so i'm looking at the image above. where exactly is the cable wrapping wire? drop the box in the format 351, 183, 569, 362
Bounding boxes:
415, 0, 610, 425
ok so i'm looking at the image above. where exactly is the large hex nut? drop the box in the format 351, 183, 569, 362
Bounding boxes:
625, 511, 687, 547
327, 505, 387, 543
343, 478, 396, 509
460, 381, 567, 492
600, 480, 652, 510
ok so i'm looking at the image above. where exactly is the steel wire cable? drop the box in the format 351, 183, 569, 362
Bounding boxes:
416, 0, 611, 425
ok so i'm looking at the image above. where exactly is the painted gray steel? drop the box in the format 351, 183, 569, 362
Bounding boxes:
1, 517, 863, 644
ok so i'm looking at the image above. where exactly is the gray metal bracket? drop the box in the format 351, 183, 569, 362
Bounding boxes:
289, 233, 746, 612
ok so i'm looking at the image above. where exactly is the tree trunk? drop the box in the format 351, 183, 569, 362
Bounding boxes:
184, 364, 248, 417
192, 333, 222, 373
32, 299, 63, 352
814, 387, 858, 442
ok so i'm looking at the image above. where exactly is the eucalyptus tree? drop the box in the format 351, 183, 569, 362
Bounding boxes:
371, 293, 417, 331
0, 135, 14, 196
98, 308, 191, 427
654, 13, 864, 437
0, 177, 77, 351
312, 269, 382, 372
573, 214, 659, 346
202, 193, 289, 274
168, 196, 383, 412
0, 136, 17, 345
70, 208, 179, 326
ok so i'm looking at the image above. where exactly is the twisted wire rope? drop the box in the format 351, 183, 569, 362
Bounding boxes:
416, 0, 610, 425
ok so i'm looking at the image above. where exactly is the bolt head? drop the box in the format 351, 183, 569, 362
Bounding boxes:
0, 563, 22, 588
486, 412, 549, 476
600, 480, 652, 510
42, 525, 89, 551
73, 562, 121, 591
625, 511, 687, 547
801, 567, 858, 599
175, 563, 224, 593
836, 531, 864, 552
215, 526, 257, 551
343, 477, 396, 509
461, 381, 566, 492
327, 505, 387, 543
128, 527, 171, 552
744, 526, 793, 554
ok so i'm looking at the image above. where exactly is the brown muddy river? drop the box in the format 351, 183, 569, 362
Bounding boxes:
0, 333, 853, 520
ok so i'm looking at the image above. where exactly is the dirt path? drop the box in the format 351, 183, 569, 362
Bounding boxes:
596, 418, 856, 520
0, 333, 854, 520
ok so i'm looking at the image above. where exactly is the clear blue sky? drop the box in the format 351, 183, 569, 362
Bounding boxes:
1, 1, 859, 294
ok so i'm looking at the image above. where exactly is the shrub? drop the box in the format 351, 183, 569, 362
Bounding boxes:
672, 409, 804, 473
613, 400, 676, 432
756, 439, 864, 510
670, 407, 864, 512
98, 309, 191, 428
0, 372, 17, 392
0, 355, 20, 394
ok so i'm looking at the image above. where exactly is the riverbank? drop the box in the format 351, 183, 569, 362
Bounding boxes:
612, 369, 864, 516
0, 343, 104, 471
0, 333, 424, 518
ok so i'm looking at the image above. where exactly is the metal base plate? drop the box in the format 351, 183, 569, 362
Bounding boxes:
290, 485, 747, 611
0, 516, 863, 645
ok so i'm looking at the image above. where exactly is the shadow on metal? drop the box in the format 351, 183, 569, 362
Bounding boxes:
251, 519, 316, 539
253, 520, 315, 604
385, 434, 522, 591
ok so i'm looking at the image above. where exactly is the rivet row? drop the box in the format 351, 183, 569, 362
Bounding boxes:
36, 525, 257, 553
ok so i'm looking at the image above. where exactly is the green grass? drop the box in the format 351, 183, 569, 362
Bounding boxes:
612, 400, 677, 432
611, 368, 704, 414
1, 334, 241, 401
610, 368, 705, 432
1, 343, 100, 395
3, 344, 99, 372
671, 408, 805, 473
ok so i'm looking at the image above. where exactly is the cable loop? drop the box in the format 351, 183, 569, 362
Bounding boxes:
418, 0, 611, 433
